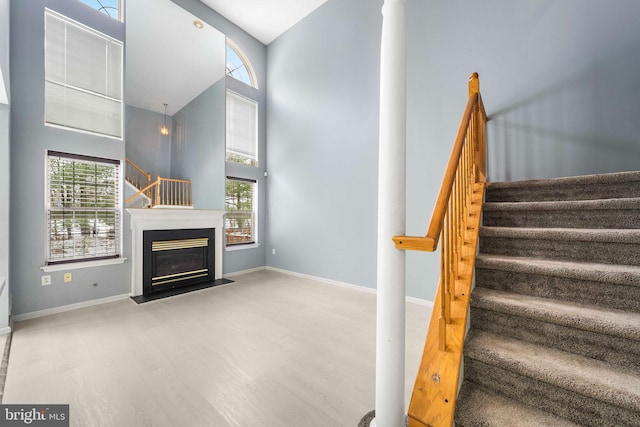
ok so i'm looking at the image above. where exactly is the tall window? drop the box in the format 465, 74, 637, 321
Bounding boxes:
225, 178, 256, 246
77, 0, 123, 21
226, 90, 258, 167
226, 39, 257, 88
45, 10, 123, 139
46, 151, 121, 264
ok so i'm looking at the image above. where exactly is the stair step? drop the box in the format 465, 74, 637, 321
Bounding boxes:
476, 254, 640, 287
486, 170, 640, 202
483, 198, 640, 229
479, 226, 640, 266
470, 288, 640, 369
475, 255, 640, 312
455, 381, 580, 427
471, 287, 640, 341
464, 330, 640, 426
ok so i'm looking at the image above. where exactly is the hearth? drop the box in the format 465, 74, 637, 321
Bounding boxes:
143, 228, 215, 295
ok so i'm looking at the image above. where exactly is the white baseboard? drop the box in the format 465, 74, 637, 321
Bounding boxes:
266, 266, 377, 294
265, 266, 433, 307
13, 294, 131, 322
0, 326, 11, 336
224, 266, 267, 277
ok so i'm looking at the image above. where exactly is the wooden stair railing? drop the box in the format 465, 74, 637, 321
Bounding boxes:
125, 158, 151, 193
124, 159, 193, 208
393, 73, 487, 427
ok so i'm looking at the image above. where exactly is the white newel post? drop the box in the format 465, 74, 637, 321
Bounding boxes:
374, 0, 407, 426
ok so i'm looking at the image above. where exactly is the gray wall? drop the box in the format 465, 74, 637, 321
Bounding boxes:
0, 0, 8, 99
0, 103, 9, 328
0, 0, 10, 329
125, 106, 172, 179
267, 0, 640, 300
170, 80, 226, 209
170, 0, 268, 274
10, 0, 129, 315
266, 0, 382, 288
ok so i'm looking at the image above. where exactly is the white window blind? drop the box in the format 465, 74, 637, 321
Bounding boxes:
46, 151, 121, 264
45, 10, 123, 138
226, 90, 258, 166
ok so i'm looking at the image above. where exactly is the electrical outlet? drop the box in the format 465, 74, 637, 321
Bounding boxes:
41, 275, 51, 286
272, 248, 276, 255
63, 272, 72, 283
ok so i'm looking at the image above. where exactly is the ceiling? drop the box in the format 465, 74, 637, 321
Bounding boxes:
125, 0, 226, 116
199, 0, 329, 45
125, 0, 327, 116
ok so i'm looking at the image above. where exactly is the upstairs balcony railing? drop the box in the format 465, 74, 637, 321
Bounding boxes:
124, 159, 192, 209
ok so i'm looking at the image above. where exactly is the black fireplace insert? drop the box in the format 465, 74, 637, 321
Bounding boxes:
143, 228, 215, 295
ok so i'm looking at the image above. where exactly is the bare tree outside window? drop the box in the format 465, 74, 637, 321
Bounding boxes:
225, 178, 256, 245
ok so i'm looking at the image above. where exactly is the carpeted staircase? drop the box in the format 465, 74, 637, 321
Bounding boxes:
454, 171, 640, 427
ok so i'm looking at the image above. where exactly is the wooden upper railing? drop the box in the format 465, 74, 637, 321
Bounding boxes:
394, 73, 487, 427
124, 159, 193, 209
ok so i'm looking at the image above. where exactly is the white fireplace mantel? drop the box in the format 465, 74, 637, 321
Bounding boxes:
128, 208, 225, 297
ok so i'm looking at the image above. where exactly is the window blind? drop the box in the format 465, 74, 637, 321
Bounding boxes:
226, 91, 258, 165
46, 151, 121, 264
45, 10, 123, 138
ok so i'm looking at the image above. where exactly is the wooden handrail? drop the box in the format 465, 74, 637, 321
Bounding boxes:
396, 73, 488, 427
125, 158, 152, 192
393, 74, 484, 252
125, 176, 193, 208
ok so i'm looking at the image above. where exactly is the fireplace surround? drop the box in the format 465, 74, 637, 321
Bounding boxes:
128, 209, 225, 297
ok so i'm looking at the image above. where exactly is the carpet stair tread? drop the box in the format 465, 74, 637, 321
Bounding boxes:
476, 254, 640, 287
455, 381, 581, 427
489, 170, 640, 190
470, 287, 640, 341
484, 197, 640, 211
486, 171, 640, 202
465, 330, 640, 412
480, 226, 640, 243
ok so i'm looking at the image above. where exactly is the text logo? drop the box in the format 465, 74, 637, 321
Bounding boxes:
0, 405, 68, 426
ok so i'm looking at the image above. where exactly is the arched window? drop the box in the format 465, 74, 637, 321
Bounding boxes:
78, 0, 122, 21
226, 39, 258, 89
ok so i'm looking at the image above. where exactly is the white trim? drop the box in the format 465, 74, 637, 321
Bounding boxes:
225, 243, 260, 251
267, 266, 377, 295
406, 295, 434, 308
226, 38, 258, 89
0, 67, 7, 105
265, 266, 433, 306
13, 293, 130, 322
0, 326, 11, 336
41, 257, 127, 272
223, 266, 266, 277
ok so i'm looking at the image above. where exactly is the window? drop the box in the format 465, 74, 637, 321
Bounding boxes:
225, 178, 256, 246
46, 151, 121, 264
226, 90, 258, 167
225, 39, 257, 88
45, 10, 123, 139
77, 0, 123, 21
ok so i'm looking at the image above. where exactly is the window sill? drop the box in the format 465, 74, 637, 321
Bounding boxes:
225, 243, 260, 252
41, 257, 127, 272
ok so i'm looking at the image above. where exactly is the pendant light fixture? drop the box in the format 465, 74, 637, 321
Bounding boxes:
160, 103, 170, 136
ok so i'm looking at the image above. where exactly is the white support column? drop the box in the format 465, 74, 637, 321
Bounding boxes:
373, 0, 407, 426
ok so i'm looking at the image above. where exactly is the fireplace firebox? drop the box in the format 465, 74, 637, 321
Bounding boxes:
143, 228, 215, 295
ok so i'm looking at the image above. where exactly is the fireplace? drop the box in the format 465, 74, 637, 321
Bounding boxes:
128, 209, 225, 298
143, 228, 215, 295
